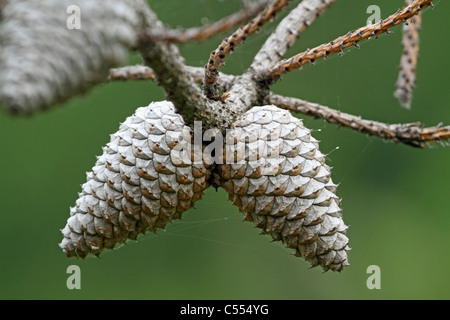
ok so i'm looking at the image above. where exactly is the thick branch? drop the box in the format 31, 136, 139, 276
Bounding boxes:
260, 0, 433, 81
203, 0, 290, 100
138, 10, 208, 125
268, 93, 450, 148
394, 0, 422, 109
227, 73, 268, 111
147, 0, 269, 43
108, 65, 236, 92
251, 0, 336, 71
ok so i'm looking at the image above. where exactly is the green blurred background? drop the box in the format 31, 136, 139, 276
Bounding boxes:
0, 0, 448, 300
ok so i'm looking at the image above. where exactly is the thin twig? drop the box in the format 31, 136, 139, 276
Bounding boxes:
147, 0, 269, 43
268, 93, 450, 148
251, 0, 336, 71
394, 0, 422, 109
108, 65, 236, 92
260, 0, 433, 82
108, 65, 157, 81
203, 0, 290, 100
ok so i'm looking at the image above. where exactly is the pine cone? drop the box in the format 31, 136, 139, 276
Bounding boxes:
60, 101, 211, 258
217, 106, 350, 272
0, 0, 149, 114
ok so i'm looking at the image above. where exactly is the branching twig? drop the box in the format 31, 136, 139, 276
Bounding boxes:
251, 0, 336, 71
394, 0, 422, 109
147, 0, 269, 43
268, 93, 450, 148
203, 0, 290, 100
259, 0, 433, 82
108, 65, 236, 92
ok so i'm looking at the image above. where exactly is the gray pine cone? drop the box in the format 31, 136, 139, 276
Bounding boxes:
217, 106, 350, 272
60, 101, 211, 258
0, 0, 149, 114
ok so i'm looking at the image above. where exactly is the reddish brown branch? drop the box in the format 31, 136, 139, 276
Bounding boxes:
394, 0, 422, 109
260, 0, 433, 81
268, 93, 449, 148
147, 0, 269, 43
203, 0, 291, 100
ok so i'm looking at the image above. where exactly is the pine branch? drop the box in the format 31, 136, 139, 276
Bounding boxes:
268, 93, 450, 148
138, 10, 208, 125
139, 7, 247, 130
108, 65, 236, 92
394, 0, 422, 109
147, 0, 269, 43
251, 0, 336, 71
259, 0, 434, 82
203, 0, 291, 100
